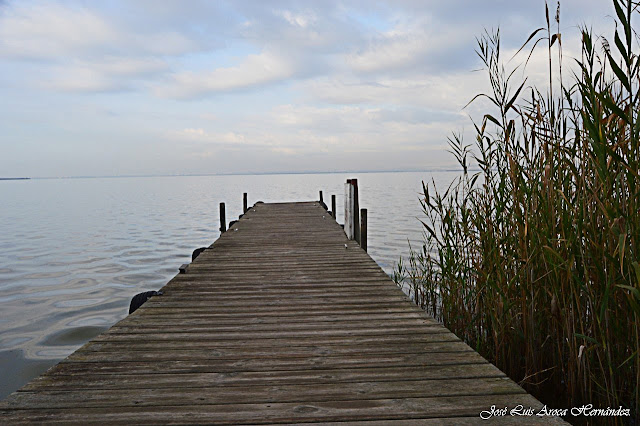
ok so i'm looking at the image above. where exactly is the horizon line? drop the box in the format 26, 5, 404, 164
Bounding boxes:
11, 168, 476, 180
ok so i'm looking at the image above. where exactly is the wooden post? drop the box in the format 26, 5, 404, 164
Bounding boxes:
319, 191, 323, 204
343, 179, 362, 240
360, 208, 367, 252
344, 180, 353, 239
331, 195, 336, 219
219, 202, 226, 233
243, 193, 248, 214
352, 179, 360, 244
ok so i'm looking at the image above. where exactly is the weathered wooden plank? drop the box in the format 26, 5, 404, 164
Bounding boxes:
0, 394, 550, 424
120, 311, 429, 324
91, 332, 454, 347
183, 265, 387, 273
137, 291, 411, 304
188, 255, 379, 264
119, 309, 429, 326
293, 418, 566, 425
166, 276, 394, 284
135, 302, 417, 312
162, 282, 398, 292
46, 355, 488, 377
63, 349, 482, 368
130, 305, 426, 317
140, 297, 413, 308
4, 377, 526, 409
25, 363, 496, 391
92, 332, 461, 349
115, 316, 437, 329
164, 280, 395, 289
80, 339, 473, 354
104, 322, 446, 336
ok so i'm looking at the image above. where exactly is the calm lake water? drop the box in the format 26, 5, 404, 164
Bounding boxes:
0, 171, 458, 399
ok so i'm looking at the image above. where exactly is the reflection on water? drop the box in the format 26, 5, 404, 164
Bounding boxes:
0, 350, 54, 398
42, 326, 110, 347
0, 171, 458, 399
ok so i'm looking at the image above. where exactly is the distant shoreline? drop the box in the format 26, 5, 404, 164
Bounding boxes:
0, 178, 30, 181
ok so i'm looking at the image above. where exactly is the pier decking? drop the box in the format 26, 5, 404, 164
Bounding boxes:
1, 202, 561, 424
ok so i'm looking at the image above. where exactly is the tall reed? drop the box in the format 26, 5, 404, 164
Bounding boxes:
395, 1, 640, 422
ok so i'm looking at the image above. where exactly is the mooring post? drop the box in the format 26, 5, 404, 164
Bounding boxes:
243, 193, 248, 214
219, 202, 226, 233
352, 179, 361, 244
344, 179, 353, 238
360, 208, 367, 252
319, 190, 323, 204
331, 194, 336, 219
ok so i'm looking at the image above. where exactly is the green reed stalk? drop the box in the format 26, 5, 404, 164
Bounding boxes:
395, 1, 640, 422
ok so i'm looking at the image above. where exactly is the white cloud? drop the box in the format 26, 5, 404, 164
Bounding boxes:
99, 57, 168, 76
305, 72, 488, 112
43, 67, 124, 93
178, 128, 248, 145
245, 104, 459, 154
158, 51, 295, 98
0, 2, 196, 94
0, 2, 198, 59
348, 29, 431, 73
0, 3, 117, 58
42, 57, 169, 93
183, 128, 206, 136
278, 10, 316, 28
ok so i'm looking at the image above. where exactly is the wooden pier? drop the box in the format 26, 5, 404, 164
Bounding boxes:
0, 201, 562, 424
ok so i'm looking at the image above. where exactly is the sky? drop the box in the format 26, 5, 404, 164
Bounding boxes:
0, 0, 618, 178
